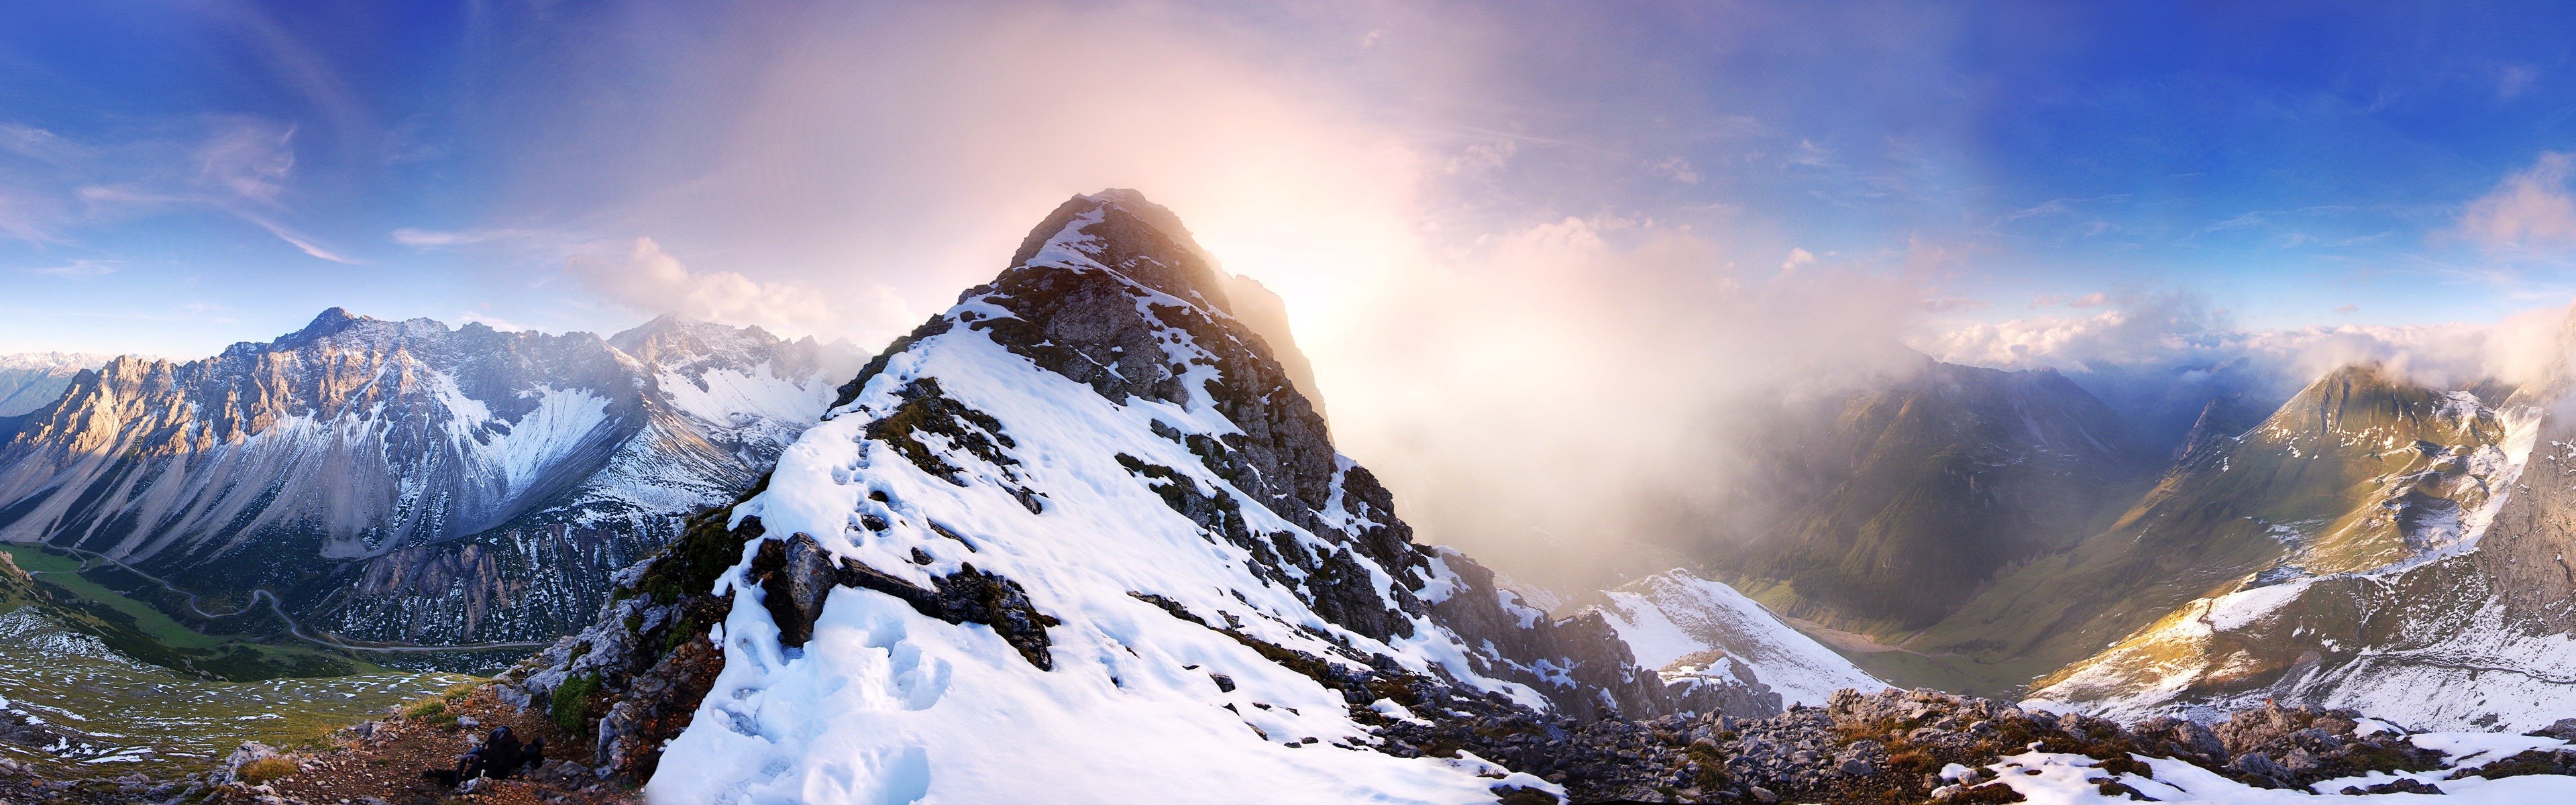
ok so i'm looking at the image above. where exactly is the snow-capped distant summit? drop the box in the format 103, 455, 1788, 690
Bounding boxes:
0, 310, 866, 645
0, 352, 112, 417
508, 190, 1778, 803
1566, 570, 1884, 708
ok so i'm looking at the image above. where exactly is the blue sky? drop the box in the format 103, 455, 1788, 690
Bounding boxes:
5, 1, 2576, 360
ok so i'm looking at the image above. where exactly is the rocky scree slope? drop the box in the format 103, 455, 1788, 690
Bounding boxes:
495, 190, 1782, 804
0, 311, 861, 646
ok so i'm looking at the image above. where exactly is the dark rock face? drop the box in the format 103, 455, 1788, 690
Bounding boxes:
496, 503, 754, 783
965, 195, 1348, 566
829, 543, 1062, 669
949, 190, 1739, 721
749, 534, 839, 648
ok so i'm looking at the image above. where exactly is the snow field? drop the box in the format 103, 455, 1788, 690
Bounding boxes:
1984, 735, 2576, 804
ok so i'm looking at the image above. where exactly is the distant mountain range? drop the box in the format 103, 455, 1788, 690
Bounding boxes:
0, 311, 865, 647
0, 352, 111, 418
1638, 323, 2576, 733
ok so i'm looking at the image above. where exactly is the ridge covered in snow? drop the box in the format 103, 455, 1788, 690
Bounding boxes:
1567, 570, 1884, 708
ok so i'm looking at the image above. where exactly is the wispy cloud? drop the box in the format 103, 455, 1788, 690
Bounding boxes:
20, 259, 118, 277
2457, 152, 2576, 250
236, 211, 360, 264
2031, 292, 2108, 308
1648, 156, 1699, 184
1, 117, 356, 262
391, 227, 577, 250
564, 237, 894, 336
2498, 64, 2540, 101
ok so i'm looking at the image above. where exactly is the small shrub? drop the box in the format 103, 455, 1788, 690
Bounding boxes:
1954, 782, 2027, 803
1491, 785, 1560, 805
553, 673, 604, 735
237, 756, 298, 785
2462, 749, 2561, 780
2096, 755, 2151, 778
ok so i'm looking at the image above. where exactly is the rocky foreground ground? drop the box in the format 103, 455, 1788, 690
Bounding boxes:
7, 682, 2575, 804
0, 684, 637, 805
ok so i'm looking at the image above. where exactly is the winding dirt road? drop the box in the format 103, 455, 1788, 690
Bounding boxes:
38, 544, 552, 653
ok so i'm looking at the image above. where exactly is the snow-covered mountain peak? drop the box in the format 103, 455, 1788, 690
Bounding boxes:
535, 190, 1772, 802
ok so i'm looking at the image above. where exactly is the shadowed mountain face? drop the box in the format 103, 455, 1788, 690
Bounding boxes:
0, 311, 864, 645
1688, 360, 2153, 635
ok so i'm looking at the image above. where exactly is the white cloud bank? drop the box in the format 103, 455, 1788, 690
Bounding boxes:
1918, 291, 2576, 399
564, 237, 907, 339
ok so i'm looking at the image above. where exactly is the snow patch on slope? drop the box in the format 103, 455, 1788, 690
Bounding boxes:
657, 363, 837, 436
1982, 733, 2576, 804
428, 372, 616, 498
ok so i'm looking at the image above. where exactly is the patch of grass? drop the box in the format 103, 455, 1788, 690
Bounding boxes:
402, 698, 447, 720
2333, 741, 2445, 776
636, 477, 770, 606
237, 756, 298, 784
0, 545, 223, 649
1953, 782, 2028, 803
1686, 742, 1730, 789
